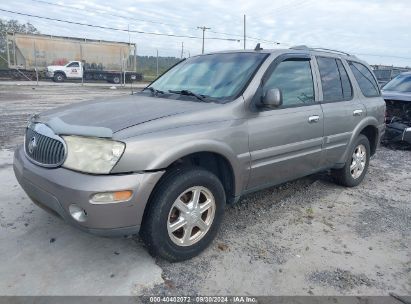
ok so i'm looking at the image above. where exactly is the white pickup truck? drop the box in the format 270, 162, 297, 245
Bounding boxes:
46, 61, 142, 84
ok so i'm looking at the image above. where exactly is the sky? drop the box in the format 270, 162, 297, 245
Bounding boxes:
1, 0, 410, 66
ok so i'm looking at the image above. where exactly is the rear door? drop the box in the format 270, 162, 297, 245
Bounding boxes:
247, 54, 324, 190
314, 56, 366, 168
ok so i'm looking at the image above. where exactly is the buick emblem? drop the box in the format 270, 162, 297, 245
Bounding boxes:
28, 136, 37, 154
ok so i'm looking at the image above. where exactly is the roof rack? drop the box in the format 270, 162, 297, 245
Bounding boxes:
290, 45, 354, 57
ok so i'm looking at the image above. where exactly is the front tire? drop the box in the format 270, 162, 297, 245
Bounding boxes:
333, 134, 370, 187
140, 167, 226, 262
53, 72, 65, 82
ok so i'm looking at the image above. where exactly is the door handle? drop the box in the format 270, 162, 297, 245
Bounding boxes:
308, 115, 320, 123
353, 109, 363, 116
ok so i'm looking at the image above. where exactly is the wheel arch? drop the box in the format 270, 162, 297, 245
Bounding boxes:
166, 151, 236, 204
339, 117, 380, 163
145, 140, 243, 203
54, 70, 66, 77
359, 125, 379, 156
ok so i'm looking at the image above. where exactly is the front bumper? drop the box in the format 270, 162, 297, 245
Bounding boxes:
46, 71, 54, 78
385, 122, 411, 144
13, 145, 164, 237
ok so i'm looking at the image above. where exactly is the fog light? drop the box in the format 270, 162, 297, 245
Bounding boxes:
90, 190, 133, 204
69, 204, 87, 222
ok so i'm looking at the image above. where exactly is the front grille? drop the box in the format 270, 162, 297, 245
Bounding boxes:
25, 126, 66, 167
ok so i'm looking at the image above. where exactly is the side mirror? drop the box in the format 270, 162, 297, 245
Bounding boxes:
262, 88, 282, 108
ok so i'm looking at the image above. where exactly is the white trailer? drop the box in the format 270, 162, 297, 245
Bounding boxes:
2, 32, 142, 83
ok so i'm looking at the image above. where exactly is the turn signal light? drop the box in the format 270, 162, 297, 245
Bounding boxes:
113, 190, 133, 201
91, 190, 133, 204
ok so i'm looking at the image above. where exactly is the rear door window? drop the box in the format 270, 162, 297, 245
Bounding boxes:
336, 60, 352, 99
316, 57, 352, 102
348, 61, 380, 97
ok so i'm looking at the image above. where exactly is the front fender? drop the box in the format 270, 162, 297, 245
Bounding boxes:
146, 139, 240, 171
111, 120, 250, 196
53, 70, 67, 77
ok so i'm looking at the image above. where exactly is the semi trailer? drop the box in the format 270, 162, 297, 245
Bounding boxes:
1, 32, 142, 83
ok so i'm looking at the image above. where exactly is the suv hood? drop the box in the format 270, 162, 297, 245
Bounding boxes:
35, 94, 215, 138
382, 90, 411, 102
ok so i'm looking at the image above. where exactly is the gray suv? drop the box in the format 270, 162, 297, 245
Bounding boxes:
13, 46, 385, 261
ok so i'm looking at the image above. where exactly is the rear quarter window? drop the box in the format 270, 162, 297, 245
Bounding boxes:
348, 61, 380, 97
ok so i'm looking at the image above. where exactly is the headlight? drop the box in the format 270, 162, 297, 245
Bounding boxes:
62, 136, 125, 174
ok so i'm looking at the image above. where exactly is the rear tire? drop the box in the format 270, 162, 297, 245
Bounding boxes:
333, 134, 370, 187
112, 76, 121, 84
140, 167, 226, 262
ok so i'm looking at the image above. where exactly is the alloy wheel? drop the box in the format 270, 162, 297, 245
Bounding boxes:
167, 186, 216, 247
350, 144, 366, 179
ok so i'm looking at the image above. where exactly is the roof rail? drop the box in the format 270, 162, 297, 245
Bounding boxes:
311, 48, 352, 56
290, 45, 354, 57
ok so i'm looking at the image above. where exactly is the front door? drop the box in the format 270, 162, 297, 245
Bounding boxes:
66, 62, 81, 79
247, 55, 324, 190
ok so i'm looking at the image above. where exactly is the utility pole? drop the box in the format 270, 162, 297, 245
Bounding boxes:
243, 14, 246, 50
181, 42, 184, 59
34, 40, 38, 86
197, 26, 210, 54
156, 49, 159, 77
80, 43, 84, 86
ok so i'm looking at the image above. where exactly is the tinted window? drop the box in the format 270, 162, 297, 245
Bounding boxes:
348, 61, 380, 97
263, 59, 314, 107
336, 60, 353, 99
67, 62, 79, 67
317, 57, 352, 101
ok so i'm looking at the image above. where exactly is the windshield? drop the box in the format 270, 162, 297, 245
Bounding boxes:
383, 74, 411, 92
148, 52, 268, 102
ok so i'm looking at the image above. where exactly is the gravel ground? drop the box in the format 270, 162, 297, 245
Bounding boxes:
0, 83, 135, 149
0, 84, 410, 297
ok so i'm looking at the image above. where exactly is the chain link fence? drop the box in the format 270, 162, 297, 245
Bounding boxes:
0, 32, 186, 84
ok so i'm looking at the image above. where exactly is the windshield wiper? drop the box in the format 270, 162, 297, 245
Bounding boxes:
168, 89, 208, 102
143, 87, 164, 95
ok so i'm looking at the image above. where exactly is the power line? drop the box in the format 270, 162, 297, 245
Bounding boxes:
3, 6, 408, 62
209, 29, 282, 45
0, 8, 240, 42
253, 0, 312, 19
352, 53, 411, 60
29, 0, 196, 30
28, 0, 284, 46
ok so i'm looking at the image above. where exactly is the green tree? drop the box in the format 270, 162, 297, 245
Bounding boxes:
136, 55, 181, 79
0, 18, 39, 68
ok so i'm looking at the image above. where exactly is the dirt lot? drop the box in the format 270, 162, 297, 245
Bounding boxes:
0, 84, 410, 297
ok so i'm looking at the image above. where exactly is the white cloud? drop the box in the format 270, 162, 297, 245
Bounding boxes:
1, 0, 410, 66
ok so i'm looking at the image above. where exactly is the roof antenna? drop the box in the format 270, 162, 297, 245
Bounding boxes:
254, 43, 263, 51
